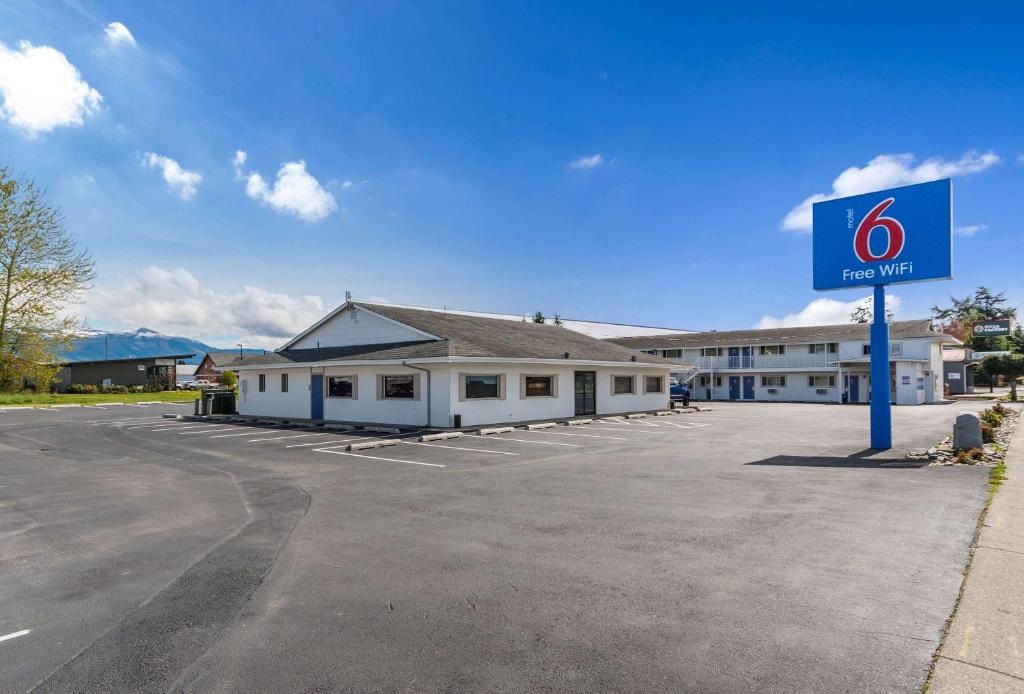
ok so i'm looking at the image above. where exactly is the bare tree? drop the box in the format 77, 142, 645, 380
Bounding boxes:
0, 168, 95, 390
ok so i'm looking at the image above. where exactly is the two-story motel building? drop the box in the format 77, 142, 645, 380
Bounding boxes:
609, 319, 959, 405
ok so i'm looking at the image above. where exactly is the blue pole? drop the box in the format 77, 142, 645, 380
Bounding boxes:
870, 284, 892, 449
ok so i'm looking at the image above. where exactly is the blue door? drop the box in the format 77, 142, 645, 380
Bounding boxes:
728, 376, 740, 400
728, 347, 740, 368
742, 375, 755, 400
310, 374, 324, 420
849, 375, 859, 403
741, 346, 753, 368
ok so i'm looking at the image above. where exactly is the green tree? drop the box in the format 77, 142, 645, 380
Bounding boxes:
0, 167, 94, 391
532, 311, 545, 324
980, 353, 1024, 401
219, 369, 238, 388
931, 286, 1017, 351
1008, 326, 1024, 356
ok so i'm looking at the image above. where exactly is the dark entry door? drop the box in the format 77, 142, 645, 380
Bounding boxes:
728, 376, 740, 400
728, 347, 740, 368
849, 375, 859, 402
742, 375, 755, 400
574, 371, 596, 415
741, 346, 753, 368
310, 374, 324, 420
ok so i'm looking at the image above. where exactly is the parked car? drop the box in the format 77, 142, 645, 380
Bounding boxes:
176, 380, 197, 391
669, 377, 690, 402
194, 379, 216, 389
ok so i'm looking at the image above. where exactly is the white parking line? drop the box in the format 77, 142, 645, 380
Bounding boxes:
520, 430, 626, 440
404, 441, 519, 455
0, 629, 30, 643
586, 424, 661, 434
654, 420, 711, 429
475, 436, 580, 447
312, 448, 445, 467
286, 437, 356, 448
247, 432, 330, 442
150, 423, 224, 432
179, 427, 239, 435
208, 428, 279, 438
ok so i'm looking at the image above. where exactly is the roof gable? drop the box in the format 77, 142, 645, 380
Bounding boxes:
284, 302, 440, 350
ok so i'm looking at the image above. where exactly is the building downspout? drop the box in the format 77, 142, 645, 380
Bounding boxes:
402, 361, 431, 427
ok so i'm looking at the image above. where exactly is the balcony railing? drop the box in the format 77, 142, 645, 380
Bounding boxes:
677, 354, 834, 370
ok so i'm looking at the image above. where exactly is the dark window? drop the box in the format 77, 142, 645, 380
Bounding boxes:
465, 375, 500, 399
258, 374, 266, 392
828, 343, 838, 353
383, 375, 415, 399
862, 344, 871, 355
662, 349, 682, 358
645, 375, 663, 393
613, 375, 634, 394
524, 376, 553, 397
760, 345, 785, 355
280, 373, 289, 392
328, 376, 353, 398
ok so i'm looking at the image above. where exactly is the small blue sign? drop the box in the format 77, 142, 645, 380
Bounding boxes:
812, 179, 952, 290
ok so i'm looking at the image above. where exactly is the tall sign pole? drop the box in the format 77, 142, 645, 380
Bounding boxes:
813, 178, 953, 450
870, 284, 891, 449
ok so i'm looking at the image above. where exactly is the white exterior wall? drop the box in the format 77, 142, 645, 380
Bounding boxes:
238, 368, 312, 420
595, 366, 671, 415
290, 306, 430, 349
319, 364, 430, 427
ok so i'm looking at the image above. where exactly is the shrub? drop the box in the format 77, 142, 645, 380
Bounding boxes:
954, 449, 983, 464
980, 408, 1005, 429
66, 383, 98, 394
971, 448, 984, 460
981, 423, 995, 444
993, 402, 1007, 415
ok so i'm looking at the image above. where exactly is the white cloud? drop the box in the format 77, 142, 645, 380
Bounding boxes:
0, 40, 103, 135
233, 150, 337, 222
82, 267, 326, 349
782, 151, 1001, 233
141, 152, 202, 200
569, 153, 606, 170
104, 22, 137, 48
954, 224, 987, 238
756, 294, 902, 329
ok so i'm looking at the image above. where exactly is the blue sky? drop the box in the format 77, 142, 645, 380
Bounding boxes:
1, 1, 1021, 347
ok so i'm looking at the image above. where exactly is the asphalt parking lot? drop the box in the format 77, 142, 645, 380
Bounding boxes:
0, 400, 993, 692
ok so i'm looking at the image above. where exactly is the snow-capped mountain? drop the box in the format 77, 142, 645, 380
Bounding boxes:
59, 329, 265, 364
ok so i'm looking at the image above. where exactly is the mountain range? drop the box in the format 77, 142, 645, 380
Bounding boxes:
58, 329, 266, 364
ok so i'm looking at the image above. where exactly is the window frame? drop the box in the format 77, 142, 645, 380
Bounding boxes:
378, 373, 419, 400
862, 344, 871, 356
662, 349, 682, 359
327, 374, 357, 399
520, 374, 557, 399
643, 374, 665, 394
280, 373, 289, 393
759, 345, 786, 356
761, 375, 787, 387
700, 347, 721, 357
890, 342, 903, 356
807, 375, 836, 388
459, 373, 504, 401
611, 374, 636, 395
258, 373, 266, 392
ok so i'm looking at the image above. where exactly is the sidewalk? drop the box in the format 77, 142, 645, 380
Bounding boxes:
930, 409, 1024, 692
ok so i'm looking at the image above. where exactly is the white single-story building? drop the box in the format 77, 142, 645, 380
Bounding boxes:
224, 302, 676, 427
609, 319, 960, 405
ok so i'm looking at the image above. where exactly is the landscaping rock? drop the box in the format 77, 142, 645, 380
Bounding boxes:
953, 412, 983, 451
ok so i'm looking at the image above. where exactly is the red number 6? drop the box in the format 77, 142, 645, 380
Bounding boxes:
853, 198, 905, 262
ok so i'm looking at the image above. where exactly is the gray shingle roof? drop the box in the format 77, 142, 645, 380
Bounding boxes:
608, 319, 957, 350
224, 303, 676, 368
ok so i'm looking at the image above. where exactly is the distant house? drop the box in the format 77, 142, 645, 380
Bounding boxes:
176, 364, 198, 385
195, 351, 242, 383
942, 348, 977, 396
53, 354, 195, 393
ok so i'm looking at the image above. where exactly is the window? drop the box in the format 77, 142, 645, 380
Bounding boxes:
808, 375, 836, 388
465, 374, 501, 399
382, 375, 415, 399
890, 342, 903, 356
612, 375, 635, 395
862, 344, 871, 356
523, 375, 554, 398
644, 375, 664, 393
280, 373, 289, 393
759, 345, 786, 355
761, 376, 787, 387
662, 349, 682, 359
699, 375, 710, 387
700, 347, 721, 357
258, 374, 266, 392
327, 375, 354, 398
809, 343, 838, 354
828, 343, 838, 353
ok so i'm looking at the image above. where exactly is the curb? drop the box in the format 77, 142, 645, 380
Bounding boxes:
420, 432, 464, 442
347, 439, 400, 451
480, 426, 514, 435
566, 419, 592, 426
525, 422, 557, 430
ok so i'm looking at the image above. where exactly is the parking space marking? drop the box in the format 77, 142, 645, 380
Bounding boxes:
312, 448, 446, 467
178, 426, 240, 435
247, 432, 330, 442
587, 424, 663, 434
0, 629, 30, 643
520, 430, 626, 440
652, 420, 712, 429
286, 438, 356, 448
474, 436, 580, 447
404, 441, 520, 455
150, 423, 225, 432
208, 428, 279, 438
